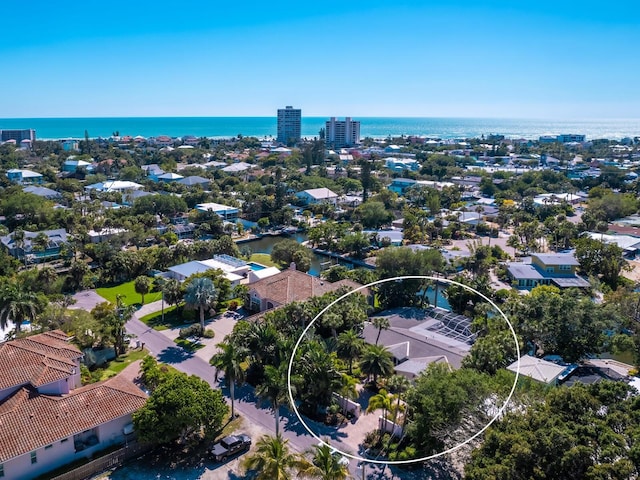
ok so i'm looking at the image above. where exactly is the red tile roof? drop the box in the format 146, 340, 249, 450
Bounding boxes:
249, 269, 366, 306
0, 375, 147, 462
0, 331, 82, 390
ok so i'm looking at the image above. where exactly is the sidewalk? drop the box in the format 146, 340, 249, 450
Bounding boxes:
153, 310, 242, 362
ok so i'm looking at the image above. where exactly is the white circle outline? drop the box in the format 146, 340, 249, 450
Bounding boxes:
287, 275, 521, 465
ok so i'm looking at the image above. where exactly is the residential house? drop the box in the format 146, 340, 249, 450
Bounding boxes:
506, 253, 590, 289
87, 228, 128, 244
388, 178, 455, 195
195, 203, 239, 221
295, 188, 339, 206
247, 268, 365, 312
0, 331, 147, 480
506, 355, 567, 385
85, 181, 144, 193
23, 185, 63, 200
178, 176, 210, 188
62, 158, 94, 174
385, 157, 420, 172
221, 162, 254, 173
584, 232, 640, 259
0, 229, 68, 262
388, 178, 418, 195
156, 172, 184, 183
6, 169, 43, 185
361, 307, 474, 375
141, 164, 164, 180
165, 254, 273, 287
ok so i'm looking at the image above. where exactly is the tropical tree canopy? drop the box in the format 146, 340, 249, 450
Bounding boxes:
241, 434, 312, 480
133, 371, 228, 444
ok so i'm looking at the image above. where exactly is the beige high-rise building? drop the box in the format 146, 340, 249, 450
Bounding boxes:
325, 117, 360, 148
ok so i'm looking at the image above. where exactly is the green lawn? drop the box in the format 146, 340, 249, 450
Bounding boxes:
249, 253, 278, 268
174, 338, 205, 352
96, 280, 163, 306
99, 349, 149, 381
139, 305, 196, 330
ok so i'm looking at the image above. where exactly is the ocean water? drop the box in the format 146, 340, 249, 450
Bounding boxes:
1, 117, 639, 141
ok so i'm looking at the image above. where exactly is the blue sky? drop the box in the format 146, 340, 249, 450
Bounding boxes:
1, 0, 639, 118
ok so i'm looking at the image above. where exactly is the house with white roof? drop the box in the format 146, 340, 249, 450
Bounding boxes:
506, 355, 567, 384
222, 162, 254, 173
195, 202, 239, 221
166, 254, 273, 286
85, 181, 143, 193
385, 157, 420, 172
6, 168, 43, 185
62, 158, 94, 173
295, 188, 339, 206
156, 172, 184, 182
584, 232, 640, 259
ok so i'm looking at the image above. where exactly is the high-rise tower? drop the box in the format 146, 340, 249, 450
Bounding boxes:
325, 117, 360, 148
277, 106, 301, 145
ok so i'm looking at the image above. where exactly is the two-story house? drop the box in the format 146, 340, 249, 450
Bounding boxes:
506, 253, 590, 289
6, 169, 43, 185
0, 229, 69, 262
295, 188, 339, 206
0, 331, 147, 480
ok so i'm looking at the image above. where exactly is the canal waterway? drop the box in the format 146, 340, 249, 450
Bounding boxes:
237, 233, 348, 276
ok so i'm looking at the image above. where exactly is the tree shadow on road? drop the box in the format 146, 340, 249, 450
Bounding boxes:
157, 345, 195, 364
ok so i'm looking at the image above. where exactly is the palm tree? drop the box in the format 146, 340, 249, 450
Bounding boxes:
184, 277, 217, 330
255, 364, 290, 436
386, 374, 411, 424
12, 228, 25, 262
366, 389, 394, 433
306, 442, 350, 480
33, 232, 50, 254
210, 340, 248, 419
336, 329, 364, 375
37, 266, 58, 293
322, 312, 343, 339
134, 275, 152, 305
162, 278, 183, 310
241, 434, 313, 480
371, 317, 390, 345
0, 284, 42, 334
360, 344, 394, 386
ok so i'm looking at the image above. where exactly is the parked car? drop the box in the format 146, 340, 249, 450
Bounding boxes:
211, 434, 251, 462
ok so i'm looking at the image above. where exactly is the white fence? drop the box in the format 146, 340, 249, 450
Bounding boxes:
332, 393, 362, 418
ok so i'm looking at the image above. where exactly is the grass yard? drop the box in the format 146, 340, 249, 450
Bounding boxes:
99, 348, 149, 381
96, 280, 162, 306
174, 338, 205, 352
249, 253, 278, 268
139, 305, 196, 330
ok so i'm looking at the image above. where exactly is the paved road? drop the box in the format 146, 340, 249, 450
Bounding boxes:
81, 290, 451, 478
124, 314, 322, 453
120, 299, 426, 479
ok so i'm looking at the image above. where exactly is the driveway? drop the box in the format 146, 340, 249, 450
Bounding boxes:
69, 290, 106, 310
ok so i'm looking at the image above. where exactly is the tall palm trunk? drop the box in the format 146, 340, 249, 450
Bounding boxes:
274, 403, 280, 437
199, 306, 205, 330
230, 380, 235, 418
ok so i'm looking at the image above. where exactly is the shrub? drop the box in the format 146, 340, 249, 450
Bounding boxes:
228, 299, 239, 311
203, 329, 215, 339
179, 324, 203, 339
